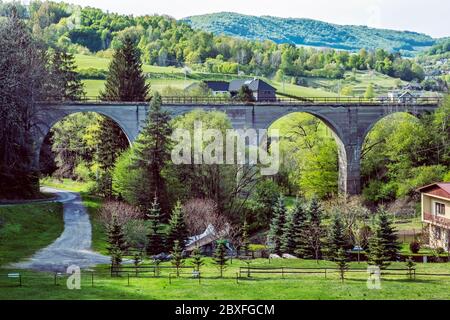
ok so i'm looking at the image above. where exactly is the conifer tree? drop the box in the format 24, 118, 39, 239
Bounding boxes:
171, 240, 185, 277
133, 92, 173, 212
97, 36, 149, 196
213, 240, 229, 278
107, 215, 127, 270
280, 210, 295, 255
268, 194, 287, 255
100, 36, 150, 102
335, 248, 349, 282
146, 196, 166, 256
241, 220, 250, 256
292, 199, 309, 258
166, 201, 189, 251
327, 214, 348, 261
48, 49, 85, 101
191, 247, 205, 272
304, 198, 325, 261
368, 209, 401, 268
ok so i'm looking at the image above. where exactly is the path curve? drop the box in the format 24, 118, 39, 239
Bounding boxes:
11, 187, 110, 272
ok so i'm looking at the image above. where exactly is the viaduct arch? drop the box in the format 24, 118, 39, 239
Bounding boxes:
33, 101, 440, 195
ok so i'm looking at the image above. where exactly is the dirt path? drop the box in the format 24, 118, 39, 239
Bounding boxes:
11, 187, 110, 272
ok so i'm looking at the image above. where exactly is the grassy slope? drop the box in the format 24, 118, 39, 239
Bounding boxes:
76, 54, 340, 98
1, 259, 450, 300
0, 203, 64, 266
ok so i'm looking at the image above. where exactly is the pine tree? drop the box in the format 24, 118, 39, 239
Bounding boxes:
166, 201, 189, 251
268, 194, 287, 255
191, 247, 205, 272
48, 49, 85, 101
327, 214, 348, 261
133, 92, 173, 213
292, 199, 309, 258
107, 215, 127, 271
280, 210, 295, 255
304, 198, 324, 261
146, 196, 166, 256
171, 240, 185, 277
241, 220, 250, 256
213, 240, 228, 278
368, 209, 401, 269
96, 36, 149, 196
377, 209, 401, 261
100, 36, 150, 102
107, 215, 128, 253
335, 248, 349, 282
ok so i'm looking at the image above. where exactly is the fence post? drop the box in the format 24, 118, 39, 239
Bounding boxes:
19, 274, 22, 287
236, 272, 239, 284
282, 267, 284, 279
325, 268, 327, 279
91, 272, 94, 287
127, 273, 130, 286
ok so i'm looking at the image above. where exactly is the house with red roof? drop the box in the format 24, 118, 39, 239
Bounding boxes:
417, 183, 450, 250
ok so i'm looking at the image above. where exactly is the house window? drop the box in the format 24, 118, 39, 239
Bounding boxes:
435, 202, 446, 216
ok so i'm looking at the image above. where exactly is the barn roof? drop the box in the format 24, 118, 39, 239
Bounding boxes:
229, 79, 276, 92
203, 81, 230, 92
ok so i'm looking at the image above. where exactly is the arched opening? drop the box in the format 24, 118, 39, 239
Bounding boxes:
38, 112, 131, 187
361, 111, 443, 205
268, 112, 346, 200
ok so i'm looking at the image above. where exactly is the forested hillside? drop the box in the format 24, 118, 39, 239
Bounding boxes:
184, 12, 436, 55
0, 1, 427, 86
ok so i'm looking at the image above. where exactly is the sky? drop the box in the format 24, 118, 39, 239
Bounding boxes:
28, 0, 450, 38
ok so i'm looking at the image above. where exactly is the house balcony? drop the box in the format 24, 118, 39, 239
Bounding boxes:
424, 213, 450, 229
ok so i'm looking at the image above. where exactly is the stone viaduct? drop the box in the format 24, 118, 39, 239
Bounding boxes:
33, 99, 441, 195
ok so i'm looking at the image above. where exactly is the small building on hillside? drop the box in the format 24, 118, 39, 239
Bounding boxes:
202, 81, 230, 96
229, 79, 277, 102
418, 183, 450, 250
388, 90, 417, 103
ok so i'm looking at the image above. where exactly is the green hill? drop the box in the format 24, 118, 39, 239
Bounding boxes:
183, 12, 436, 56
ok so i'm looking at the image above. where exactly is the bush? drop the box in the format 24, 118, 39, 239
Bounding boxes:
409, 241, 421, 254
436, 247, 446, 255
77, 68, 108, 80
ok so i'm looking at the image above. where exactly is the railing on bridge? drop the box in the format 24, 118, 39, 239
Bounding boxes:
40, 96, 443, 106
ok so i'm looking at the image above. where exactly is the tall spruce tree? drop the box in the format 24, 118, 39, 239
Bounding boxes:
268, 194, 287, 255
327, 214, 348, 261
97, 36, 149, 196
107, 215, 127, 269
99, 36, 150, 102
280, 210, 296, 255
292, 199, 309, 258
368, 209, 400, 268
166, 201, 189, 251
133, 92, 173, 212
304, 198, 325, 261
48, 49, 85, 101
146, 196, 166, 256
335, 248, 349, 282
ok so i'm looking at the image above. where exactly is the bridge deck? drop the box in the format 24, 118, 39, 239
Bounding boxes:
39, 96, 442, 107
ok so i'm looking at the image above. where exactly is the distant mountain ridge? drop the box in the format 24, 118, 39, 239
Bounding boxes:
183, 12, 437, 55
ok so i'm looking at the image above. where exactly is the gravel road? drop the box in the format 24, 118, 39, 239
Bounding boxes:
11, 187, 110, 272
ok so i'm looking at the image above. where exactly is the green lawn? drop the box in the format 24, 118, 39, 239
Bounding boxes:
1, 258, 450, 300
0, 203, 64, 266
307, 70, 406, 96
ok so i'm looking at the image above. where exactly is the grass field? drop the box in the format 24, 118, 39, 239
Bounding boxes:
1, 258, 450, 300
305, 70, 405, 96
75, 54, 340, 99
0, 203, 64, 266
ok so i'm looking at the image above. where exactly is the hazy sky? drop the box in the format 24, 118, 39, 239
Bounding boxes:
39, 0, 450, 38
